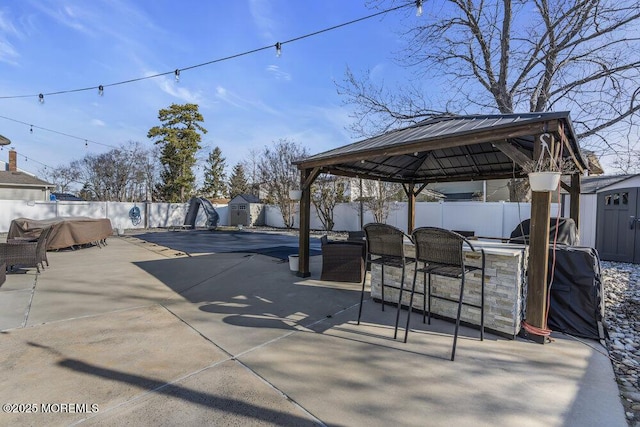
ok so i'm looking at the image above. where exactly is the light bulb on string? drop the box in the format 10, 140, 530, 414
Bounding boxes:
85, 140, 88, 148
416, 0, 423, 17
30, 125, 33, 134
275, 42, 282, 57
98, 85, 104, 96
175, 69, 180, 82
38, 93, 44, 104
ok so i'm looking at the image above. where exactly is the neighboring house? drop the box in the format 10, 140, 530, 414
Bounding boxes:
51, 192, 84, 201
346, 177, 444, 201
427, 180, 512, 202
228, 194, 264, 226
0, 150, 55, 201
560, 174, 640, 263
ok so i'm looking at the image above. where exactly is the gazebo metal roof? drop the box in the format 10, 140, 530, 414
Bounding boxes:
294, 112, 587, 183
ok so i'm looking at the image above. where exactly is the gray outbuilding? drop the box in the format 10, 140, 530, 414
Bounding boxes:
228, 194, 264, 226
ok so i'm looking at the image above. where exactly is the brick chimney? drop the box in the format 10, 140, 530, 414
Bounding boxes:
8, 149, 17, 171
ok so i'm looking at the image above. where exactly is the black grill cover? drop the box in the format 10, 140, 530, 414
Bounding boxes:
509, 217, 578, 245
547, 246, 604, 340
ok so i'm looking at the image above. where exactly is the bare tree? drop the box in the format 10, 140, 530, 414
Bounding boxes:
257, 139, 309, 228
242, 149, 261, 197
341, 0, 640, 165
41, 164, 81, 194
66, 142, 157, 201
361, 179, 402, 223
311, 176, 349, 231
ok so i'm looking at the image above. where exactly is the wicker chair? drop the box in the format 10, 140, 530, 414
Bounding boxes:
0, 262, 5, 286
1, 226, 52, 273
320, 235, 365, 283
358, 223, 415, 339
405, 227, 486, 361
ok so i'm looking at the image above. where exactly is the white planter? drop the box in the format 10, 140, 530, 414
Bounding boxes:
288, 254, 299, 271
289, 190, 302, 201
528, 172, 561, 192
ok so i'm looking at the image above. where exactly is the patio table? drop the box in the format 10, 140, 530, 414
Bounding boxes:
8, 217, 113, 250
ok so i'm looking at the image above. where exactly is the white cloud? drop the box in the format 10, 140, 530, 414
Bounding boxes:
0, 40, 18, 65
214, 85, 282, 116
150, 74, 204, 104
91, 118, 105, 126
30, 3, 92, 35
249, 0, 277, 41
0, 10, 20, 65
369, 63, 387, 84
266, 65, 291, 81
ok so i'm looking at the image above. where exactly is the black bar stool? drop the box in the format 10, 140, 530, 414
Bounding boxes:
405, 227, 485, 361
358, 223, 414, 339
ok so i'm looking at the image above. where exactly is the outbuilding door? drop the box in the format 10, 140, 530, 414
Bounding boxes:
596, 188, 640, 262
230, 204, 248, 226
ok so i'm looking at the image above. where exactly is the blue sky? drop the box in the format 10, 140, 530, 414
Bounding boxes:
0, 0, 421, 184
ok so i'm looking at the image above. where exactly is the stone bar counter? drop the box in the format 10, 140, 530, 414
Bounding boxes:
369, 240, 528, 339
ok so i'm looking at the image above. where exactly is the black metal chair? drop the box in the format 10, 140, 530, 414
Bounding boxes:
404, 227, 485, 361
358, 223, 414, 339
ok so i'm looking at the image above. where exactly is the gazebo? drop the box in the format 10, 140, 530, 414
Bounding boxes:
293, 112, 588, 341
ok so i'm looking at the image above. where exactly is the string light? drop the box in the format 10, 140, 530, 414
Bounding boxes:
85, 140, 88, 148
98, 85, 104, 96
4, 149, 54, 170
0, 114, 123, 151
416, 0, 423, 17
275, 42, 282, 57
174, 69, 180, 82
0, 3, 411, 102
30, 125, 33, 134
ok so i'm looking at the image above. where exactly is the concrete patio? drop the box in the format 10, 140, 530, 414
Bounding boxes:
0, 230, 627, 426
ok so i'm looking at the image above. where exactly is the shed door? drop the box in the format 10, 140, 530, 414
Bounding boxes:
596, 188, 639, 262
234, 204, 248, 226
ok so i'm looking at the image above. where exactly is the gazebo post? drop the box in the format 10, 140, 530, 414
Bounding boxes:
525, 134, 553, 343
569, 173, 581, 229
406, 183, 416, 234
297, 168, 312, 278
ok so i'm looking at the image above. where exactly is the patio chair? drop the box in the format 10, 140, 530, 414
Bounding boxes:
1, 226, 52, 273
0, 261, 5, 286
405, 227, 485, 361
358, 223, 415, 339
347, 230, 365, 243
320, 235, 364, 283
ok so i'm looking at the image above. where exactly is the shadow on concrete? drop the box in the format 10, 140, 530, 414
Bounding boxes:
133, 252, 361, 333
57, 358, 321, 426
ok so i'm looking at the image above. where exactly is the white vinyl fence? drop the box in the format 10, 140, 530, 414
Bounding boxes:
0, 199, 559, 240
0, 200, 229, 233
267, 200, 561, 239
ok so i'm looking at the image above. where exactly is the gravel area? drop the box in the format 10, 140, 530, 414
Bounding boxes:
602, 261, 640, 426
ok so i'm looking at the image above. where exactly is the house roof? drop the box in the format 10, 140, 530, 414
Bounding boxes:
569, 174, 640, 194
294, 112, 587, 184
0, 171, 55, 188
230, 194, 261, 204
52, 192, 84, 201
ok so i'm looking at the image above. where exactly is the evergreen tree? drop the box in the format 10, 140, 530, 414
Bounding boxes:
147, 103, 206, 202
201, 146, 227, 198
228, 163, 249, 199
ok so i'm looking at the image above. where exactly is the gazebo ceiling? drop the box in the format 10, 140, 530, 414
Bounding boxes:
294, 112, 588, 183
